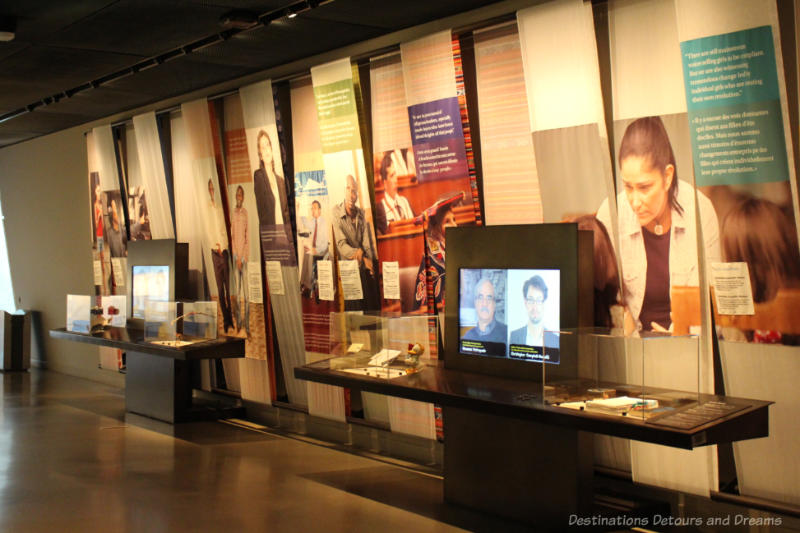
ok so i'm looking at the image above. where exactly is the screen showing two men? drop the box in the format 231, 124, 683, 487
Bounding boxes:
131, 265, 169, 319
459, 269, 560, 364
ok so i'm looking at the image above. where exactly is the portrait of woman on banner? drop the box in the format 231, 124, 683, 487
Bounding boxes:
597, 116, 720, 332
253, 130, 291, 228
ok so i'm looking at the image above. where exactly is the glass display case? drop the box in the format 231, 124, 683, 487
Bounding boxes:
66, 294, 91, 333
324, 312, 435, 379
67, 294, 126, 333
144, 300, 218, 346
536, 328, 743, 428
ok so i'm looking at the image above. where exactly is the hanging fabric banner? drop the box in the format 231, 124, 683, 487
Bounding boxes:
180, 99, 234, 337
86, 130, 121, 371
240, 80, 306, 403
473, 22, 542, 226
677, 1, 800, 342
86, 132, 112, 297
311, 58, 381, 312
609, 0, 718, 497
130, 112, 174, 240
517, 0, 615, 224
92, 125, 128, 295
291, 76, 345, 417
400, 30, 480, 319
517, 0, 619, 335
675, 0, 800, 506
370, 52, 426, 315
309, 57, 381, 422
385, 30, 482, 440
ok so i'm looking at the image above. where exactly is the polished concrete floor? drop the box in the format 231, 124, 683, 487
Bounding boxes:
0, 369, 536, 533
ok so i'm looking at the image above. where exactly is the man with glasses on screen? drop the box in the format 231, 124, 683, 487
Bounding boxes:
463, 277, 507, 344
510, 275, 548, 347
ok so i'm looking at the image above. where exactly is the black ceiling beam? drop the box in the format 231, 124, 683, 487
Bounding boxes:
0, 0, 333, 127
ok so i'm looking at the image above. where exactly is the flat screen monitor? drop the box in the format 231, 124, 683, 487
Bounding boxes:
131, 265, 169, 319
445, 224, 593, 381
458, 268, 560, 364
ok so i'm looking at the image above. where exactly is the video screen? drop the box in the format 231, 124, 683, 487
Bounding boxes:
459, 268, 560, 364
132, 265, 169, 319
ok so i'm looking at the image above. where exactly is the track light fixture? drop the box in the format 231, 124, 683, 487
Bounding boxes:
0, 15, 16, 42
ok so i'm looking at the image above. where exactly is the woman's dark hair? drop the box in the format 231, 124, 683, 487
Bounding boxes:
572, 214, 621, 327
721, 196, 800, 303
256, 129, 276, 174
429, 204, 453, 233
619, 116, 683, 216
380, 151, 394, 182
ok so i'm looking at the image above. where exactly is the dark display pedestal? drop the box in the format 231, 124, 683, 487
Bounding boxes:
443, 406, 592, 526
51, 327, 245, 423
295, 361, 772, 527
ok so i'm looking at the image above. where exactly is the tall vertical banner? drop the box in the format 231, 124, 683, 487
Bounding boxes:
608, 0, 718, 497
86, 132, 112, 297
180, 100, 233, 338
213, 92, 274, 403
92, 125, 128, 296
375, 31, 483, 439
473, 23, 542, 226
130, 112, 174, 240
676, 0, 800, 505
370, 53, 425, 316
312, 58, 381, 312
240, 81, 306, 404
290, 77, 344, 417
86, 129, 122, 371
309, 58, 381, 422
400, 31, 480, 321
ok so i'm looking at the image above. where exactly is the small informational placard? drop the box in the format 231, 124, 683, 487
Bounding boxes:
111, 258, 125, 287
339, 260, 363, 300
248, 261, 263, 303
711, 262, 755, 315
317, 260, 335, 301
264, 261, 285, 295
93, 260, 103, 286
382, 261, 400, 300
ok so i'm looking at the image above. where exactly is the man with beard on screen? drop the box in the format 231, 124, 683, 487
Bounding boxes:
462, 277, 507, 356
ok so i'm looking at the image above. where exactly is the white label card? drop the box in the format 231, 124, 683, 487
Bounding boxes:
111, 258, 125, 287
382, 261, 400, 300
317, 260, 335, 301
248, 261, 263, 303
265, 261, 285, 295
711, 262, 755, 315
93, 260, 103, 286
339, 260, 363, 300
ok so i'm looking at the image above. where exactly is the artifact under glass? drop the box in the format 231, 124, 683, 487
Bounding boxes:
325, 312, 434, 379
144, 300, 218, 346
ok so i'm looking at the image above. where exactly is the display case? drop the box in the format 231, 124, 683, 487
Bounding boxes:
144, 301, 217, 347
66, 294, 126, 334
534, 328, 706, 423
323, 312, 434, 379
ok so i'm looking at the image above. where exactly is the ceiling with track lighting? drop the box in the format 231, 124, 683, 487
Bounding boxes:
0, 0, 506, 149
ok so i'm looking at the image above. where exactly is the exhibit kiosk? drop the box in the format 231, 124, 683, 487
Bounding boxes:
294, 224, 772, 526
52, 239, 245, 423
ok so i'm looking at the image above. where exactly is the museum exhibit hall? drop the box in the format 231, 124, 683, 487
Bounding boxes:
1, 0, 800, 531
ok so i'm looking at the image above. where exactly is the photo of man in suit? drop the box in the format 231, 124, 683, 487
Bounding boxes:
508, 274, 559, 361
510, 275, 548, 346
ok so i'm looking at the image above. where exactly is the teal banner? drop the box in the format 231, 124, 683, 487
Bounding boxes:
681, 26, 789, 186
